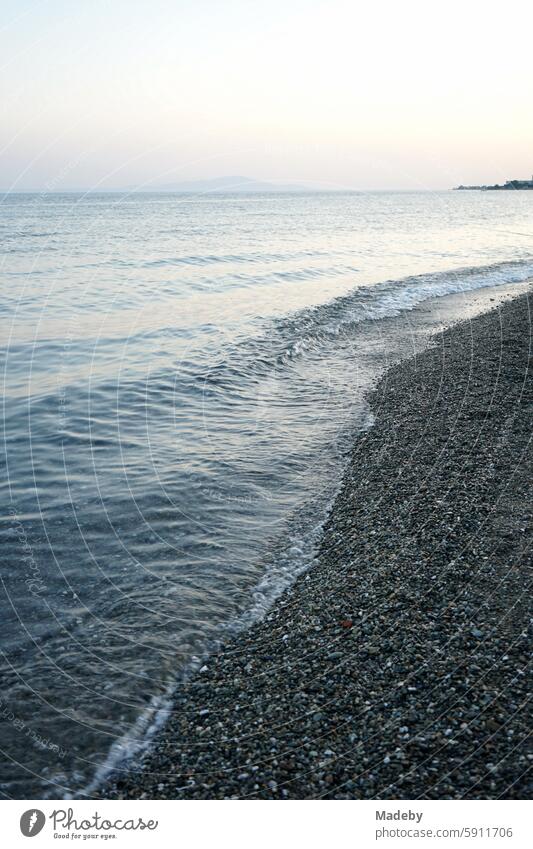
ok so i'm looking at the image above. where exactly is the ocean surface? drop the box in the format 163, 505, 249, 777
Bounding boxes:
1, 190, 532, 798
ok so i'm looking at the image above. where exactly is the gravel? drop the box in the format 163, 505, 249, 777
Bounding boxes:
100, 291, 532, 800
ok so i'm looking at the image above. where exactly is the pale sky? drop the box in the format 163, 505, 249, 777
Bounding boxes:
1, 0, 532, 191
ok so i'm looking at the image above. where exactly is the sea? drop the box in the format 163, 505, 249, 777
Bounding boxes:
1, 189, 532, 797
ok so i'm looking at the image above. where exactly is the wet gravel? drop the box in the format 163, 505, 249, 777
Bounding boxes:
101, 291, 532, 800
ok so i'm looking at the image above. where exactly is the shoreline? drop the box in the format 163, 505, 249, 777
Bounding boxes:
100, 290, 531, 800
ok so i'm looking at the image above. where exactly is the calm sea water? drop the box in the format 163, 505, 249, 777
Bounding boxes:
1, 190, 532, 797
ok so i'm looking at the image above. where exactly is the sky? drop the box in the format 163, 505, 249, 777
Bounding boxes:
1, 0, 532, 191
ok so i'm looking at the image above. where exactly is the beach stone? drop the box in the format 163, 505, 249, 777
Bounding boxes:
99, 291, 532, 802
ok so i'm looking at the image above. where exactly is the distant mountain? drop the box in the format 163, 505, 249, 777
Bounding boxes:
3, 177, 315, 195
141, 175, 310, 193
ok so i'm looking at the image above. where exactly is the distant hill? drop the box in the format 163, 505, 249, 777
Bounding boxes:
142, 176, 310, 193
454, 178, 533, 191
3, 177, 320, 194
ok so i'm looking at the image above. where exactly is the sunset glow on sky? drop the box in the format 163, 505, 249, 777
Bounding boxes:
2, 0, 532, 190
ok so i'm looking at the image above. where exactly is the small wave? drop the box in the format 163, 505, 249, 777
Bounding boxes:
194, 258, 533, 376
273, 258, 533, 360
70, 684, 175, 800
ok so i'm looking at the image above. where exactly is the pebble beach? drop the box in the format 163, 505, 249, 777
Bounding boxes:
102, 290, 532, 801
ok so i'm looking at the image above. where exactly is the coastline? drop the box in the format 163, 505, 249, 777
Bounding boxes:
100, 290, 531, 801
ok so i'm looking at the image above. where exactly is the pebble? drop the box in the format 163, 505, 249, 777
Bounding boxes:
100, 293, 532, 802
